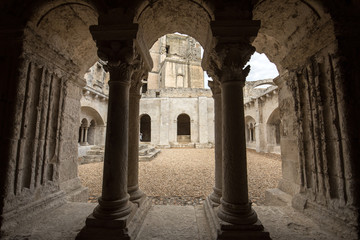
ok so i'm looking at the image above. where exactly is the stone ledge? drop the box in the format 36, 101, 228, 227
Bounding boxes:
264, 188, 292, 206
1, 191, 66, 236
292, 193, 358, 240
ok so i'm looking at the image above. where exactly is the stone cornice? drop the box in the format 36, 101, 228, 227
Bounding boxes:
83, 85, 108, 100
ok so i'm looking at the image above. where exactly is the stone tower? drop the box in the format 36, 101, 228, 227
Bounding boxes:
140, 34, 214, 148
147, 34, 204, 89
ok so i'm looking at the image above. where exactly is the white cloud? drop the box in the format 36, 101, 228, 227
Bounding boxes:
245, 52, 279, 81
203, 52, 278, 88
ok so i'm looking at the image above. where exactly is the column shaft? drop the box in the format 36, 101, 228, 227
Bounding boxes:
209, 88, 222, 205
81, 127, 86, 143
128, 91, 144, 202
218, 80, 257, 225
93, 80, 132, 219
84, 127, 89, 144
79, 127, 83, 144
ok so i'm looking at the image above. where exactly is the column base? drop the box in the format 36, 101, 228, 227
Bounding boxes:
76, 197, 152, 240
209, 187, 222, 207
128, 185, 145, 204
76, 213, 132, 240
204, 197, 271, 240
217, 199, 258, 225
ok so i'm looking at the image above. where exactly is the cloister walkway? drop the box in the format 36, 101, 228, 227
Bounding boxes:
8, 201, 339, 240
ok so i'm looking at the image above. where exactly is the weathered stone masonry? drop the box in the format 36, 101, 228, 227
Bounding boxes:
0, 1, 359, 239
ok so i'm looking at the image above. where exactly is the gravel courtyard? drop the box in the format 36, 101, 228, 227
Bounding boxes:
78, 148, 281, 205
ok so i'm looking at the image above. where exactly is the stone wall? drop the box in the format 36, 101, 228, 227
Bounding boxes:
140, 92, 214, 148
244, 81, 280, 154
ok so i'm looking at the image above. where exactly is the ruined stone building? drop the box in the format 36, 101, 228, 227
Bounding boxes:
244, 79, 280, 154
140, 34, 215, 148
0, 1, 359, 239
79, 34, 214, 151
78, 62, 109, 160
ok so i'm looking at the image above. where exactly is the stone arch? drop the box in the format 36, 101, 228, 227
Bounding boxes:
135, 0, 214, 55
80, 106, 105, 146
177, 113, 191, 143
266, 108, 281, 152
80, 106, 105, 127
252, 0, 335, 74
252, 80, 276, 89
25, 0, 99, 77
140, 114, 151, 142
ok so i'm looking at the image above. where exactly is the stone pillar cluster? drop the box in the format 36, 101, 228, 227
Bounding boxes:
78, 19, 269, 240
77, 24, 152, 239
204, 20, 271, 239
128, 61, 148, 204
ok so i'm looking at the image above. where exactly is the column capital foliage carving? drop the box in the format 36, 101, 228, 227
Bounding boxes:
130, 52, 148, 94
210, 42, 255, 85
96, 39, 136, 84
208, 80, 221, 95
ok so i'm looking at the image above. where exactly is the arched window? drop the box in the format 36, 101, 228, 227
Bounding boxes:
177, 114, 191, 142
140, 114, 151, 142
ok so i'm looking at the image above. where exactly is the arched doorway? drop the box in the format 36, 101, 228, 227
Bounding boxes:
177, 114, 191, 143
140, 114, 151, 142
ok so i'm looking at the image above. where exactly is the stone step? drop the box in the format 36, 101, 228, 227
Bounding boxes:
86, 150, 105, 155
139, 144, 148, 150
89, 145, 104, 150
79, 144, 160, 164
170, 142, 196, 148
80, 155, 104, 165
139, 149, 161, 161
139, 148, 149, 156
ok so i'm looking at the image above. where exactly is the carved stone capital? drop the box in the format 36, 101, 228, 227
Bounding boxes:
130, 54, 148, 94
211, 42, 255, 85
96, 40, 136, 84
208, 80, 221, 96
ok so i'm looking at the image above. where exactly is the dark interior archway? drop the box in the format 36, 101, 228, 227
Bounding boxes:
140, 114, 151, 142
177, 114, 191, 142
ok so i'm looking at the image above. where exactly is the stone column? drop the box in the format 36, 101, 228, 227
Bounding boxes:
92, 63, 133, 220
128, 69, 146, 204
203, 20, 269, 239
80, 127, 84, 144
77, 23, 155, 239
215, 43, 259, 224
84, 127, 89, 145
217, 70, 258, 225
208, 80, 222, 206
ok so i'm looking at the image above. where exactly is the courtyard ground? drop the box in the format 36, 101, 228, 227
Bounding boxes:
78, 148, 281, 205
